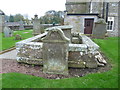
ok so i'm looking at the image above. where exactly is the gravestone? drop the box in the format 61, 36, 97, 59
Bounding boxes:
33, 15, 44, 36
15, 34, 22, 40
19, 20, 24, 30
92, 18, 107, 38
42, 27, 70, 75
3, 26, 13, 37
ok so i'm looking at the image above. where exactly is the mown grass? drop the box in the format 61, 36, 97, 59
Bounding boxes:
0, 30, 33, 51
1, 37, 118, 88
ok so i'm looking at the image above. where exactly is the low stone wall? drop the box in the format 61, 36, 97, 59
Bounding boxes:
16, 30, 106, 69
16, 32, 47, 65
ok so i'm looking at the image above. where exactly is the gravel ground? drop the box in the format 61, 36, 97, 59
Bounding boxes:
1, 58, 111, 79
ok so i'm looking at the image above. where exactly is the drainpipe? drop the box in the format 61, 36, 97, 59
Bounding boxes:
106, 3, 109, 22
102, 2, 105, 19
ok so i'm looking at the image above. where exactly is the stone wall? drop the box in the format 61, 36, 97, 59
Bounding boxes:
107, 16, 118, 36
91, 2, 118, 37
90, 2, 103, 17
64, 15, 98, 34
16, 27, 106, 70
0, 14, 5, 33
107, 2, 118, 37
16, 32, 48, 65
66, 2, 89, 14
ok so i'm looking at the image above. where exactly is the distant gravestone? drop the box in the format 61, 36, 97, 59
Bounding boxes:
15, 34, 22, 40
92, 18, 107, 38
3, 26, 13, 37
33, 15, 44, 36
42, 27, 70, 75
19, 20, 24, 30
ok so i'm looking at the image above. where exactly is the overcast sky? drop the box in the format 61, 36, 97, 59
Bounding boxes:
0, 0, 66, 19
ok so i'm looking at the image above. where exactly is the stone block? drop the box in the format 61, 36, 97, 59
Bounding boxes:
68, 51, 81, 61
42, 27, 70, 75
33, 15, 44, 36
71, 37, 80, 44
46, 25, 72, 40
82, 54, 98, 68
3, 26, 13, 37
92, 19, 107, 38
68, 61, 85, 68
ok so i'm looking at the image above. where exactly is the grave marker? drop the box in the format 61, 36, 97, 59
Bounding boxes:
3, 26, 13, 37
42, 27, 70, 75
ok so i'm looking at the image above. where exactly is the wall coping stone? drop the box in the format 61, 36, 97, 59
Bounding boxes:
45, 25, 73, 31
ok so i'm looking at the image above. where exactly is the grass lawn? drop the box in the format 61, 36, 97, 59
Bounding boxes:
0, 30, 33, 51
1, 37, 118, 88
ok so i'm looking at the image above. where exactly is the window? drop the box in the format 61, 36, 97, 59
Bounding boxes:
107, 17, 114, 31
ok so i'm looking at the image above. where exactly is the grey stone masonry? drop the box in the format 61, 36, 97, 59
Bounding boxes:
42, 28, 70, 75
19, 20, 24, 30
33, 15, 44, 36
92, 18, 107, 38
0, 10, 5, 33
16, 32, 48, 64
3, 26, 13, 37
16, 26, 107, 74
45, 25, 72, 41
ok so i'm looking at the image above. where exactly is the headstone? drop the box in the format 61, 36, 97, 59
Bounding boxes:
42, 27, 70, 75
15, 34, 22, 40
92, 18, 107, 38
33, 15, 44, 36
3, 26, 13, 37
19, 20, 24, 30
45, 25, 72, 41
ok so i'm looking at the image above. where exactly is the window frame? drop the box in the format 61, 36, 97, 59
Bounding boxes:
107, 17, 114, 31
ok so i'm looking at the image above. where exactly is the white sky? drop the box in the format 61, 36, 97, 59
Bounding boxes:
0, 0, 66, 19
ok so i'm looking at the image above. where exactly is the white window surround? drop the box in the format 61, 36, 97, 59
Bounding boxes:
90, 2, 93, 13
107, 17, 114, 31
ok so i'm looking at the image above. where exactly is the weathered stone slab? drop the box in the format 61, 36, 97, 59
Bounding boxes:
45, 25, 72, 40
42, 27, 70, 75
92, 19, 107, 38
16, 32, 47, 64
19, 20, 24, 30
81, 34, 99, 54
69, 44, 87, 52
33, 15, 44, 36
68, 51, 86, 68
3, 26, 13, 37
68, 61, 85, 68
82, 54, 98, 68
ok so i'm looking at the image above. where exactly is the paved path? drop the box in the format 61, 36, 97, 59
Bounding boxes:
0, 49, 16, 60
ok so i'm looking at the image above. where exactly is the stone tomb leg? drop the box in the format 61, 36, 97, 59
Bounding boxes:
42, 28, 70, 75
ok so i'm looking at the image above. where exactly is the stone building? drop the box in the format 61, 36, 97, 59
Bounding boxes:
0, 10, 5, 33
64, 0, 119, 37
91, 2, 118, 36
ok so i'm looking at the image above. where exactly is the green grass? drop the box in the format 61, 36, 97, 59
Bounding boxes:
1, 37, 118, 88
0, 30, 33, 51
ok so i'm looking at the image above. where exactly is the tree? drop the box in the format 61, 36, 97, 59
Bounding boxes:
14, 14, 24, 22
40, 10, 64, 25
9, 15, 14, 22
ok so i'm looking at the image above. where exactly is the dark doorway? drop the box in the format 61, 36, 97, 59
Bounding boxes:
84, 18, 94, 34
